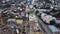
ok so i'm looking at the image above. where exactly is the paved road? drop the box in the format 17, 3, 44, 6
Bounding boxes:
36, 15, 54, 34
